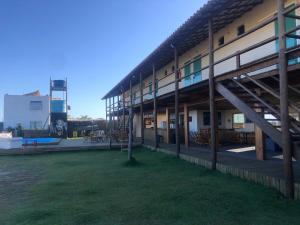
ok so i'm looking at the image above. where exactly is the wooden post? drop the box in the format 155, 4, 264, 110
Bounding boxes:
184, 103, 190, 148
174, 46, 180, 157
166, 107, 170, 144
153, 64, 158, 149
105, 98, 108, 133
209, 20, 217, 170
109, 97, 112, 149
255, 106, 266, 161
112, 97, 115, 130
122, 90, 126, 133
255, 125, 266, 161
278, 0, 294, 199
140, 72, 144, 144
128, 79, 133, 160
117, 95, 120, 129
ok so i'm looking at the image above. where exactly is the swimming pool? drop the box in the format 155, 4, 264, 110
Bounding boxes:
22, 138, 61, 146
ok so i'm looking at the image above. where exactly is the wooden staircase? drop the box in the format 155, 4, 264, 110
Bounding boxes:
216, 73, 300, 158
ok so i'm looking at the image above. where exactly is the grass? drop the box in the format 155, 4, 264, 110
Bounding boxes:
0, 148, 299, 225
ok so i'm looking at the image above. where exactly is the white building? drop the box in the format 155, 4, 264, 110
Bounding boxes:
3, 91, 50, 130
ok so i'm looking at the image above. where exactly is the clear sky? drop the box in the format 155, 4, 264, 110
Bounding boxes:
0, 0, 205, 120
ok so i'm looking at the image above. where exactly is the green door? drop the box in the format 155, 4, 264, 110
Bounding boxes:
193, 58, 202, 84
184, 64, 191, 87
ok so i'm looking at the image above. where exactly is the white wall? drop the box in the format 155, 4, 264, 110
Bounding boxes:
4, 95, 50, 130
189, 110, 198, 132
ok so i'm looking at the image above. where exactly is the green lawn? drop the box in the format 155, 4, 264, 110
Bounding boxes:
0, 148, 299, 225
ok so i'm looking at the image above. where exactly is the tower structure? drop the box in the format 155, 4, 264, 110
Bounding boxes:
50, 78, 68, 138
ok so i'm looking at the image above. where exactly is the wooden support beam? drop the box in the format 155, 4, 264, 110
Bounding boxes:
112, 96, 115, 130
117, 95, 120, 128
278, 0, 294, 199
109, 97, 112, 149
255, 108, 266, 161
105, 98, 108, 133
184, 103, 190, 148
174, 46, 180, 157
255, 125, 266, 161
216, 83, 282, 147
153, 65, 158, 149
128, 79, 133, 160
140, 72, 144, 144
209, 20, 217, 170
122, 90, 126, 133
166, 107, 170, 144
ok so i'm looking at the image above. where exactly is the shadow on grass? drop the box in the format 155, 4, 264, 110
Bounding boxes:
122, 157, 144, 167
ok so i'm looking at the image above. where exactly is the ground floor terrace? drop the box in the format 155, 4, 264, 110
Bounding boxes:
106, 65, 300, 199
0, 148, 299, 225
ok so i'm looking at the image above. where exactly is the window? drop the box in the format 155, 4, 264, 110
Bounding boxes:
30, 101, 42, 110
237, 25, 245, 36
30, 121, 42, 130
218, 36, 225, 46
233, 113, 245, 129
203, 112, 222, 126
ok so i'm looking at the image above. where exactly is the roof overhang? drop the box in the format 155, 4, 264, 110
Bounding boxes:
102, 0, 263, 100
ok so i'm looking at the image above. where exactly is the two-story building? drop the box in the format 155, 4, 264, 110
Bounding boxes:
4, 91, 50, 130
103, 0, 300, 198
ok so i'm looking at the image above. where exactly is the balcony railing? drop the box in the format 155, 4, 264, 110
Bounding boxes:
110, 3, 300, 111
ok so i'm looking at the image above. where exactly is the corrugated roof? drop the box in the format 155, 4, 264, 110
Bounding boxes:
102, 0, 263, 99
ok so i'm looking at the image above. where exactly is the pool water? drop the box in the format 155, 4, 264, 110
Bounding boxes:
22, 138, 60, 145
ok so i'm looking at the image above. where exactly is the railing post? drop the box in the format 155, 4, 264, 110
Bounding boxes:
209, 19, 217, 170
236, 51, 241, 69
140, 72, 144, 145
128, 79, 133, 160
174, 46, 180, 157
278, 0, 294, 199
153, 64, 158, 149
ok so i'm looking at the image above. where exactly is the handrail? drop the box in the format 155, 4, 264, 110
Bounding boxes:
178, 53, 209, 71
214, 36, 277, 66
284, 3, 300, 15
285, 24, 300, 35
156, 71, 175, 83
178, 65, 209, 83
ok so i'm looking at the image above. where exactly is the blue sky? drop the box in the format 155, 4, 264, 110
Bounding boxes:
0, 0, 205, 120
